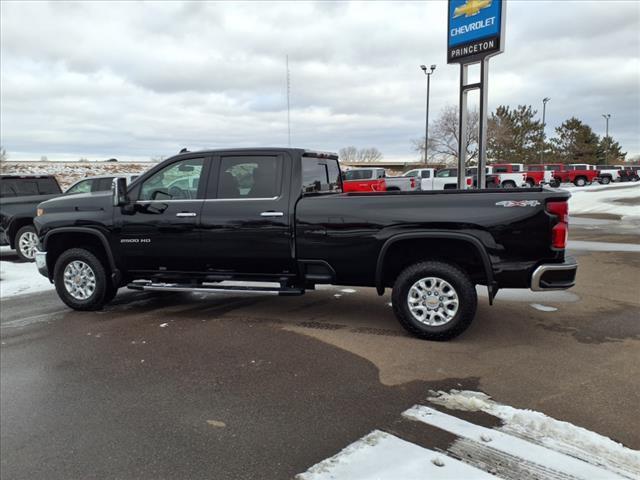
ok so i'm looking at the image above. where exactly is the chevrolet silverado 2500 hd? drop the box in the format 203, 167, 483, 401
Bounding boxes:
33, 148, 577, 341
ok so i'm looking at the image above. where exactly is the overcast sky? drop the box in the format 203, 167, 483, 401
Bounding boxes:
1, 0, 639, 162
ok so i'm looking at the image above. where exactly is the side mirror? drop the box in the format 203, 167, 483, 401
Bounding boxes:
113, 177, 129, 207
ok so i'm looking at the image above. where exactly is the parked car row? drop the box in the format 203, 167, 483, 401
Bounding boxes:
343, 162, 639, 192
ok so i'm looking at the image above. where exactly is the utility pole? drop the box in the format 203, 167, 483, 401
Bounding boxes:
602, 113, 611, 165
286, 55, 291, 147
420, 64, 436, 164
539, 97, 550, 162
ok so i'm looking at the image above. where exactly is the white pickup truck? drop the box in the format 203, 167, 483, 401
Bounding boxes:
403, 168, 473, 190
593, 165, 624, 184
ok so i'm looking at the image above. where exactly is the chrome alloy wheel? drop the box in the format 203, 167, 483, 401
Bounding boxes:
63, 260, 97, 300
407, 277, 459, 326
18, 231, 38, 260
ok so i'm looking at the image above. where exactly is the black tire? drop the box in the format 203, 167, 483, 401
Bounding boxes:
550, 179, 561, 188
15, 225, 38, 262
574, 177, 587, 187
104, 284, 119, 304
392, 261, 477, 341
502, 181, 516, 189
525, 179, 535, 188
600, 176, 611, 185
53, 248, 109, 311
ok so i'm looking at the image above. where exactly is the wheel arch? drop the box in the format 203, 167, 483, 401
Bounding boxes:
375, 232, 496, 302
43, 227, 120, 286
8, 217, 35, 248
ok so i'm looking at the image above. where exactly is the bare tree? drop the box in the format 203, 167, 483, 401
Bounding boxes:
40, 155, 49, 162
413, 105, 479, 164
0, 146, 7, 163
339, 146, 383, 163
339, 146, 358, 163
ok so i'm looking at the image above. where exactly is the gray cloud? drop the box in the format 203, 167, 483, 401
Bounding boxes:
1, 0, 638, 161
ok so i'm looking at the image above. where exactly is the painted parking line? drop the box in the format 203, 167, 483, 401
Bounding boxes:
297, 430, 494, 480
298, 391, 639, 480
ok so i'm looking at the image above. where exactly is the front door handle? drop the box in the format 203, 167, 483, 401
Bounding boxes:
260, 211, 284, 217
176, 212, 197, 217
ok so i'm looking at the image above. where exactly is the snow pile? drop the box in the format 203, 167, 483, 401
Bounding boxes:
0, 257, 54, 299
567, 184, 640, 219
427, 390, 640, 479
297, 430, 494, 480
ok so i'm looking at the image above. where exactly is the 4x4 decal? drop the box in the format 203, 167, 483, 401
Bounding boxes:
495, 200, 541, 207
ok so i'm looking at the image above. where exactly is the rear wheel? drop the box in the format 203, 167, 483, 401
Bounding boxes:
574, 177, 587, 187
15, 225, 38, 262
502, 181, 516, 189
53, 248, 109, 311
392, 261, 477, 341
600, 176, 611, 185
525, 179, 535, 188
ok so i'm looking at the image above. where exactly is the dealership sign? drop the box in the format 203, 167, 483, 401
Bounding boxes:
447, 0, 505, 64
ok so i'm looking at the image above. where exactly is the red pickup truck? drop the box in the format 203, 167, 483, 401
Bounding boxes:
552, 164, 600, 187
342, 168, 387, 192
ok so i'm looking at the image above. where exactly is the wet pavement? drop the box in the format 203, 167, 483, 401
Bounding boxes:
1, 218, 639, 479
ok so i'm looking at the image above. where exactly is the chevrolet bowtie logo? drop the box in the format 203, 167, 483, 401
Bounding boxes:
453, 0, 492, 18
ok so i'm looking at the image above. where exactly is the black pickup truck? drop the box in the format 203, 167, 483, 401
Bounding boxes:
33, 148, 577, 340
1, 174, 63, 261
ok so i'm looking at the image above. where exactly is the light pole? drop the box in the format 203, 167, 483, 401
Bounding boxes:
602, 114, 611, 165
539, 97, 550, 162
420, 64, 436, 164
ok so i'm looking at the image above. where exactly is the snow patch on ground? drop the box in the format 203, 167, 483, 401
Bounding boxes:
297, 430, 494, 480
567, 184, 640, 220
0, 259, 54, 299
530, 303, 558, 312
427, 390, 640, 479
568, 240, 640, 252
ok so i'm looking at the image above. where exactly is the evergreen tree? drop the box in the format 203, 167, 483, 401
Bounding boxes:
597, 136, 627, 165
551, 117, 600, 164
487, 105, 545, 164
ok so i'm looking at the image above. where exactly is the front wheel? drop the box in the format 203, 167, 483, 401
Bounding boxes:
392, 261, 477, 341
53, 248, 109, 311
525, 179, 535, 188
502, 181, 516, 189
15, 225, 38, 262
574, 177, 587, 187
600, 176, 611, 185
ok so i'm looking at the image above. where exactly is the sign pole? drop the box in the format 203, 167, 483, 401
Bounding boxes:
457, 64, 468, 190
478, 58, 489, 189
448, 0, 506, 190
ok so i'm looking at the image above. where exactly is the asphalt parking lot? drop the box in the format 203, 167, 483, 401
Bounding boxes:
1, 212, 639, 479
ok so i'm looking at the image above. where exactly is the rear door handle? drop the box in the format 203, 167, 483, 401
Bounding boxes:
260, 211, 284, 217
176, 212, 197, 217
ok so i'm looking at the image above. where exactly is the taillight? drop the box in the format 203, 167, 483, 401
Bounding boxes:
410, 178, 415, 189
466, 177, 472, 186
547, 201, 569, 249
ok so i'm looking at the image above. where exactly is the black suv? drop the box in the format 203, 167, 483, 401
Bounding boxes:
1, 175, 62, 261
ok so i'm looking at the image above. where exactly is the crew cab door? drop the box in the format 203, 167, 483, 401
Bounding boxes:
199, 152, 294, 276
114, 155, 209, 272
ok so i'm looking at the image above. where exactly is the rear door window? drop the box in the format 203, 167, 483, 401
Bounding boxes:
35, 177, 61, 194
302, 158, 342, 194
218, 156, 280, 199
0, 180, 18, 198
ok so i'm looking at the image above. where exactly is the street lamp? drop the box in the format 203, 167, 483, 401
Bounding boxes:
539, 97, 551, 162
420, 64, 436, 163
602, 114, 611, 165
